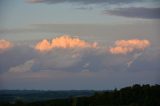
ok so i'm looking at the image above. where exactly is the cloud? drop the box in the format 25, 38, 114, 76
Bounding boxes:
0, 39, 12, 52
106, 7, 160, 19
9, 60, 34, 73
127, 52, 143, 67
0, 36, 159, 89
2, 48, 159, 89
32, 49, 83, 71
27, 0, 142, 4
126, 48, 160, 78
0, 45, 36, 73
110, 39, 150, 54
0, 37, 151, 75
35, 35, 98, 52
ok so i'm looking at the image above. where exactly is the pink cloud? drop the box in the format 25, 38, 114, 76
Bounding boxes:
110, 39, 150, 54
35, 35, 98, 52
0, 39, 12, 52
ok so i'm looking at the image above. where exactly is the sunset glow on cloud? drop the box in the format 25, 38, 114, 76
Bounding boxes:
35, 35, 98, 51
110, 39, 150, 54
0, 39, 12, 52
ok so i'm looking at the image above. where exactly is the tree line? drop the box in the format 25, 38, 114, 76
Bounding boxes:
1, 84, 160, 106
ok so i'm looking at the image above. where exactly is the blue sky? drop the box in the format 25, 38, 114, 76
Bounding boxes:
0, 0, 160, 90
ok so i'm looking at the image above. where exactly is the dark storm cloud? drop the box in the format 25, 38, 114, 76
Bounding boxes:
27, 0, 142, 4
106, 7, 160, 19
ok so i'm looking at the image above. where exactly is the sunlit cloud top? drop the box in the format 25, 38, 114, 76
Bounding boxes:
110, 39, 150, 54
35, 35, 98, 51
0, 39, 12, 52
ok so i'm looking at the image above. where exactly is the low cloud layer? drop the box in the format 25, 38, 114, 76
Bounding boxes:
106, 7, 160, 19
0, 39, 12, 52
110, 39, 150, 54
0, 35, 158, 90
35, 35, 97, 52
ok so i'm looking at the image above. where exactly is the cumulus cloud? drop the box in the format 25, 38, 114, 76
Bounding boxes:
0, 39, 12, 52
35, 35, 98, 52
0, 37, 151, 75
110, 39, 150, 54
106, 7, 160, 19
0, 35, 159, 90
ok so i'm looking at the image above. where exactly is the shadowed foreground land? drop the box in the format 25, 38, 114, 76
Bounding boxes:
0, 84, 160, 106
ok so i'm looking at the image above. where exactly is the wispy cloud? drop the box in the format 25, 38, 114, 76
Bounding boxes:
110, 39, 150, 54
9, 60, 34, 73
27, 0, 141, 4
35, 35, 98, 52
127, 52, 143, 68
106, 7, 160, 19
0, 45, 36, 73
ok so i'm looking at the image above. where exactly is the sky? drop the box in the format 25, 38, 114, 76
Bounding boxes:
0, 0, 160, 90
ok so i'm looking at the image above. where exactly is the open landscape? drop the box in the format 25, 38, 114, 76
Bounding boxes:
0, 0, 160, 105
0, 84, 160, 106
